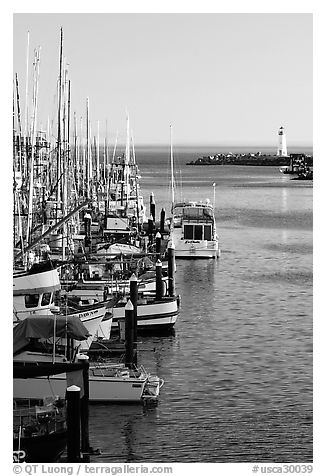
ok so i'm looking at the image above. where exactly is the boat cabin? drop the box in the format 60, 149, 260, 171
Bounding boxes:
173, 202, 215, 242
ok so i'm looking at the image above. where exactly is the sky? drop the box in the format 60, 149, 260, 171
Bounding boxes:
13, 12, 313, 147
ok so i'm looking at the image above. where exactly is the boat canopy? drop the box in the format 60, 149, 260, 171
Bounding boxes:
13, 361, 85, 378
13, 315, 91, 355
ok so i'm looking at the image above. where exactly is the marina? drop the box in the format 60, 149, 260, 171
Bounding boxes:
11, 12, 313, 468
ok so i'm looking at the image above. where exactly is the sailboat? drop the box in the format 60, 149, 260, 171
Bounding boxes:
168, 127, 220, 259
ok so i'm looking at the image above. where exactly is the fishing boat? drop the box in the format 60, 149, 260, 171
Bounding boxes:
13, 262, 61, 320
168, 127, 220, 258
170, 200, 220, 259
62, 289, 178, 335
112, 295, 179, 331
55, 298, 116, 349
13, 260, 119, 345
63, 267, 179, 333
61, 251, 178, 334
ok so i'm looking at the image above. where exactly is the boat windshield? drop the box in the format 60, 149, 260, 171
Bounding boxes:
174, 205, 213, 220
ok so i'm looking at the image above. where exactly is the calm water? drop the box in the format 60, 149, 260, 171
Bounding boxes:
89, 147, 313, 463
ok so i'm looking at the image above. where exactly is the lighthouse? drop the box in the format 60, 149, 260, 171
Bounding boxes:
277, 126, 288, 157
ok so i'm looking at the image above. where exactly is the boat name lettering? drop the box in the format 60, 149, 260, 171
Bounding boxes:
78, 310, 98, 318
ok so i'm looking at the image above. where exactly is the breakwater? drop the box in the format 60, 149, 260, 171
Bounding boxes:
187, 153, 313, 167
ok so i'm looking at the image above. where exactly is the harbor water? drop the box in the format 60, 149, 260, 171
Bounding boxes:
89, 146, 313, 463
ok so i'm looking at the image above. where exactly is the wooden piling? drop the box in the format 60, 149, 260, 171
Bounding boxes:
155, 232, 162, 259
129, 274, 138, 366
160, 208, 165, 234
150, 203, 156, 225
150, 193, 156, 225
148, 215, 153, 244
156, 259, 163, 300
84, 213, 92, 247
77, 354, 90, 459
66, 385, 81, 462
124, 300, 134, 368
168, 240, 176, 297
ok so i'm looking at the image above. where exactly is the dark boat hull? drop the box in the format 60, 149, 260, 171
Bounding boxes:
13, 430, 67, 462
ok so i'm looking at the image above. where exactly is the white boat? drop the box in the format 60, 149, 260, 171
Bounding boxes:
62, 271, 178, 334
168, 126, 219, 259
95, 242, 141, 256
13, 262, 115, 346
14, 351, 163, 403
170, 200, 220, 259
63, 293, 178, 336
64, 270, 169, 298
56, 301, 113, 350
14, 363, 163, 403
112, 295, 179, 331
13, 316, 164, 403
13, 264, 61, 319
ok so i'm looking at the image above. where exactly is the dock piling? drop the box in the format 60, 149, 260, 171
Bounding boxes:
168, 240, 176, 297
148, 215, 153, 244
77, 354, 90, 460
150, 192, 156, 225
124, 300, 135, 368
84, 212, 92, 248
155, 232, 162, 259
130, 274, 138, 366
160, 208, 165, 234
66, 385, 81, 463
156, 259, 163, 300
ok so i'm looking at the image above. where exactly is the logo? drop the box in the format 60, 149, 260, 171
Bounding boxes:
13, 450, 26, 463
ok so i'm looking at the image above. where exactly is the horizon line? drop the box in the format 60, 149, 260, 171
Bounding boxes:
109, 142, 313, 149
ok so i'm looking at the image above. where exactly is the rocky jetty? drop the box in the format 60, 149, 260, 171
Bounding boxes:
187, 152, 313, 167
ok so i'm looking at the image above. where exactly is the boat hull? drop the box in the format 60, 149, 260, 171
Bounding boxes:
112, 297, 179, 330
13, 430, 67, 463
13, 373, 147, 403
66, 305, 112, 349
66, 291, 179, 332
13, 267, 61, 319
174, 244, 219, 259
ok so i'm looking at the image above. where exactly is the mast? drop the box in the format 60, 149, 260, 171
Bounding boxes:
15, 74, 23, 171
24, 31, 30, 138
23, 31, 30, 178
56, 27, 64, 221
80, 116, 84, 196
107, 130, 118, 211
170, 124, 175, 211
61, 70, 70, 260
86, 97, 90, 199
26, 47, 41, 247
131, 133, 141, 231
104, 119, 109, 184
13, 80, 17, 249
97, 120, 100, 184
125, 113, 130, 209
46, 115, 50, 191
73, 112, 79, 196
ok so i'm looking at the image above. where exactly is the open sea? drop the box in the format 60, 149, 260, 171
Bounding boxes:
89, 146, 313, 463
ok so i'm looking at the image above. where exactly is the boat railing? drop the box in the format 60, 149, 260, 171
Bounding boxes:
181, 217, 215, 224
13, 398, 66, 437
